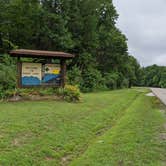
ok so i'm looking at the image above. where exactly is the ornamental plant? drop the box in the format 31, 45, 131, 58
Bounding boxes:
61, 85, 81, 102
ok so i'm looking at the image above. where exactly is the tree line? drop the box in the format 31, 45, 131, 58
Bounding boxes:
137, 65, 166, 88
0, 0, 165, 93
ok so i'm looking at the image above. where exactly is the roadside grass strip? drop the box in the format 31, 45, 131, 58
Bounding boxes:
0, 89, 140, 165
0, 89, 165, 165
70, 93, 166, 166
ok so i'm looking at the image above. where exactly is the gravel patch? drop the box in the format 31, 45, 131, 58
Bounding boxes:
146, 92, 155, 97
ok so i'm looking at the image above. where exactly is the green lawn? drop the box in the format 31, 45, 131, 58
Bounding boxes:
0, 88, 165, 166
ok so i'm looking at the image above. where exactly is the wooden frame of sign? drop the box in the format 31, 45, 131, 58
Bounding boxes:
10, 49, 75, 88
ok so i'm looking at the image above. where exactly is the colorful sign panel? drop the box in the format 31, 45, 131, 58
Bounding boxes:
43, 64, 60, 85
22, 63, 42, 86
21, 63, 60, 86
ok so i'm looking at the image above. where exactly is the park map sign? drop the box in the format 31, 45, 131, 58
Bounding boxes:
9, 49, 75, 88
22, 63, 60, 86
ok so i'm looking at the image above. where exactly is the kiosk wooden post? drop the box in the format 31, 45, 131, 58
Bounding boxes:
60, 59, 66, 87
17, 57, 22, 88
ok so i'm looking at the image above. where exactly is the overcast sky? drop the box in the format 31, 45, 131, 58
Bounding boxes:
113, 0, 166, 67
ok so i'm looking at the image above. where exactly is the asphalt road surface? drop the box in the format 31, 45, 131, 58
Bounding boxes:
151, 88, 166, 106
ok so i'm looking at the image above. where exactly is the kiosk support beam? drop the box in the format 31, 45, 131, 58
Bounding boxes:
17, 57, 22, 88
60, 59, 66, 88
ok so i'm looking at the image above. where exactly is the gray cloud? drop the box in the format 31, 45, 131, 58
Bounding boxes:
113, 0, 166, 66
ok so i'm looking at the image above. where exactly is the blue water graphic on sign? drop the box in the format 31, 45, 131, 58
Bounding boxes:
22, 76, 41, 85
42, 74, 60, 83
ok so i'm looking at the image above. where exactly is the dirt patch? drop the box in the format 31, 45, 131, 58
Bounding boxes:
118, 160, 124, 166
163, 123, 166, 130
158, 123, 166, 141
45, 157, 54, 161
159, 133, 166, 141
8, 95, 61, 102
12, 138, 20, 146
61, 155, 72, 165
8, 95, 22, 102
11, 133, 33, 147
95, 126, 112, 136
161, 161, 166, 166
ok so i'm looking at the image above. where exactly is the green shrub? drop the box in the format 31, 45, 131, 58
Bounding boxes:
159, 80, 166, 88
61, 85, 81, 102
2, 86, 81, 102
39, 88, 55, 96
0, 86, 4, 99
121, 78, 129, 88
103, 72, 119, 89
3, 89, 18, 98
67, 66, 82, 87
81, 68, 104, 92
0, 54, 16, 94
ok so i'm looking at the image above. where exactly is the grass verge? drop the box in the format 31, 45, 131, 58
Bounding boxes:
0, 88, 165, 166
70, 90, 166, 166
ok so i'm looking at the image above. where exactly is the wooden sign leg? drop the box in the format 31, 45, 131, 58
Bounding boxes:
17, 57, 22, 88
60, 59, 66, 88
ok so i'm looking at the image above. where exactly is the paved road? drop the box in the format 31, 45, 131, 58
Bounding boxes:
151, 88, 166, 106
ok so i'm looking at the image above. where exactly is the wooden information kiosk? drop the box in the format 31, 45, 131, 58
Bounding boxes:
10, 49, 75, 88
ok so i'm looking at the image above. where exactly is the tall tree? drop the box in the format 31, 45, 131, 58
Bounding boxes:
0, 0, 147, 91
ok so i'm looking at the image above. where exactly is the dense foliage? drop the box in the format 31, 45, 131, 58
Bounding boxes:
0, 0, 165, 92
0, 54, 16, 98
137, 65, 166, 88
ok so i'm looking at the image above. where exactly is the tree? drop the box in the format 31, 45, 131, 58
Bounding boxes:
0, 0, 152, 92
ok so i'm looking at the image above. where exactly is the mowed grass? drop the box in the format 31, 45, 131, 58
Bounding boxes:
0, 88, 165, 166
71, 90, 166, 166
